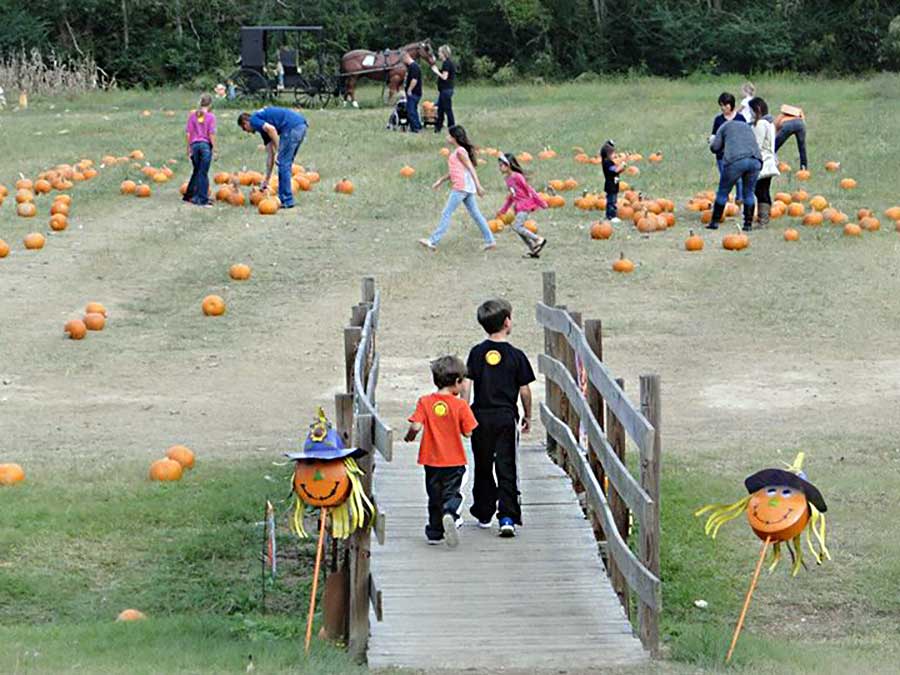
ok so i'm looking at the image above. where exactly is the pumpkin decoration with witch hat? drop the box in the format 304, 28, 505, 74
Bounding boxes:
695, 452, 830, 663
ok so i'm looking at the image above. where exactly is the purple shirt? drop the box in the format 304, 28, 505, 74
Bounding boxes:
185, 109, 217, 145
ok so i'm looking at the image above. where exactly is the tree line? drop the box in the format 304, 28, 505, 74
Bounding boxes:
0, 0, 898, 87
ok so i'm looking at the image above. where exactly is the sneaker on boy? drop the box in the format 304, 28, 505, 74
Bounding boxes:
465, 299, 536, 531
405, 355, 478, 547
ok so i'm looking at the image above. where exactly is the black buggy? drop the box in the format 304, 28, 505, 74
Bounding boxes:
228, 26, 341, 108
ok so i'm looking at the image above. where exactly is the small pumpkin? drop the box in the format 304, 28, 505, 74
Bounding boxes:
34, 178, 52, 194
306, 171, 321, 184
684, 230, 704, 252
624, 165, 640, 176
64, 318, 87, 340
784, 228, 800, 241
843, 222, 862, 237
590, 221, 613, 240
723, 231, 749, 251
563, 178, 579, 191
121, 180, 137, 194
258, 197, 279, 215
149, 458, 183, 482
24, 232, 45, 249
17, 202, 37, 218
214, 172, 231, 185
488, 218, 504, 233
335, 179, 354, 194
538, 148, 557, 160
229, 263, 252, 281
135, 184, 151, 198
166, 445, 195, 469
116, 609, 147, 622
86, 302, 108, 317
724, 202, 740, 218
839, 178, 857, 190
825, 161, 841, 172
884, 207, 900, 221
295, 175, 311, 192
0, 463, 26, 486
54, 194, 72, 206
523, 220, 538, 233
517, 152, 533, 163
293, 459, 352, 507
152, 171, 168, 183
802, 212, 824, 227
15, 178, 33, 191
809, 195, 828, 211
228, 190, 246, 207
788, 203, 806, 218
49, 214, 68, 231
15, 189, 34, 204
830, 211, 848, 225
548, 195, 565, 208
84, 313, 106, 331
648, 152, 663, 163
202, 294, 226, 316
795, 169, 811, 181
399, 165, 415, 178
860, 216, 880, 232
439, 147, 450, 157
0, 239, 9, 258
50, 201, 69, 217
612, 252, 635, 273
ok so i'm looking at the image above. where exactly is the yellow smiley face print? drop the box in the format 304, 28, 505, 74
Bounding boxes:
432, 401, 449, 417
485, 350, 502, 366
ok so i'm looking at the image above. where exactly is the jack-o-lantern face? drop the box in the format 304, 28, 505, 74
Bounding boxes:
293, 460, 351, 507
747, 485, 809, 542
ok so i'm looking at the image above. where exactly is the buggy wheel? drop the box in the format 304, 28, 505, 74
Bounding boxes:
230, 68, 271, 101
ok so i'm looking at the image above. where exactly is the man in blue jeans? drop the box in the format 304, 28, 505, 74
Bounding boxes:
238, 107, 308, 208
402, 51, 422, 133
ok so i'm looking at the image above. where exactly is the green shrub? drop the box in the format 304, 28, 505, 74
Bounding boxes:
491, 63, 517, 86
471, 55, 497, 80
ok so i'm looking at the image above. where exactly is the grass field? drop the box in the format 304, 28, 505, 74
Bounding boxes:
2, 74, 900, 674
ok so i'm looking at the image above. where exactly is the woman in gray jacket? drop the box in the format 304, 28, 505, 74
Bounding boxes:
708, 120, 762, 232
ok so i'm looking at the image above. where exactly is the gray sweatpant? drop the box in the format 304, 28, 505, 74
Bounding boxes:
511, 211, 541, 249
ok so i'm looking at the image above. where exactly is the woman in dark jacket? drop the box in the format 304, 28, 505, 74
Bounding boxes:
430, 45, 456, 133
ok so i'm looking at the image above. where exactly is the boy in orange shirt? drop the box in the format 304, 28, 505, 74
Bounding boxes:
405, 355, 478, 548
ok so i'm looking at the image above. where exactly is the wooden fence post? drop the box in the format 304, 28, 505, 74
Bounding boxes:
362, 276, 376, 304
344, 327, 362, 394
542, 271, 557, 456
639, 375, 661, 657
606, 377, 629, 617
348, 412, 374, 661
584, 319, 605, 539
563, 311, 582, 489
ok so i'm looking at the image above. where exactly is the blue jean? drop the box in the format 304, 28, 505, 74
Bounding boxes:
277, 124, 307, 207
715, 157, 761, 210
406, 94, 422, 132
436, 89, 454, 131
184, 142, 212, 205
717, 158, 743, 202
775, 118, 807, 169
430, 190, 495, 246
605, 191, 618, 220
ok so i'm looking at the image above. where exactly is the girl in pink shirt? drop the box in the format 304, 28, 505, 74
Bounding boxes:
419, 125, 496, 251
496, 153, 548, 258
182, 93, 217, 207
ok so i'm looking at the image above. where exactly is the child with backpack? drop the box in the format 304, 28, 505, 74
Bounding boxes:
465, 299, 535, 538
496, 153, 548, 258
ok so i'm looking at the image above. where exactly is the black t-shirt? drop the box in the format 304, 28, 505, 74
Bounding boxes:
466, 339, 536, 418
602, 158, 620, 194
405, 61, 423, 97
438, 59, 455, 92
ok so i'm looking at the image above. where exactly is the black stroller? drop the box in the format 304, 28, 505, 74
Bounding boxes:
386, 95, 410, 131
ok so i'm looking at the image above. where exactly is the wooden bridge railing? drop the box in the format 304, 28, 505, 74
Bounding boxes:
335, 277, 392, 661
536, 271, 661, 656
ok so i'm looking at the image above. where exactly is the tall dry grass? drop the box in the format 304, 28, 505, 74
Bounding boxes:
0, 48, 114, 96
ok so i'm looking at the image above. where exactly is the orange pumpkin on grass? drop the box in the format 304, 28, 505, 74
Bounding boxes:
590, 221, 613, 240
17, 202, 37, 218
24, 232, 45, 249
783, 228, 800, 241
85, 302, 107, 317
229, 263, 252, 281
135, 185, 151, 198
612, 253, 634, 273
0, 240, 9, 258
201, 295, 226, 316
83, 313, 106, 331
335, 179, 354, 194
149, 458, 183, 482
166, 445, 195, 469
49, 214, 68, 231
64, 318, 87, 340
685, 230, 704, 251
0, 463, 26, 485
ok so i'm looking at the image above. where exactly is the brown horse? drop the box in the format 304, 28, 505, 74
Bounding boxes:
340, 40, 435, 106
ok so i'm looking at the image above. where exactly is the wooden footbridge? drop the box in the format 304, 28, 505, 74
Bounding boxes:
327, 273, 661, 672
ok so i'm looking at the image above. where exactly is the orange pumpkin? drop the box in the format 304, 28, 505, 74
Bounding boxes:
24, 232, 45, 249
149, 458, 183, 482
830, 211, 848, 225
306, 171, 321, 184
517, 151, 533, 163
802, 212, 824, 227
590, 221, 613, 240
202, 294, 226, 316
612, 253, 634, 273
648, 152, 663, 163
34, 178, 52, 194
488, 218, 504, 233
130, 150, 145, 160
84, 313, 106, 331
784, 228, 800, 241
538, 148, 557, 160
0, 239, 9, 258
117, 609, 147, 622
135, 184, 151, 198
228, 190, 246, 207
335, 179, 354, 194
523, 220, 538, 233
152, 171, 168, 183
294, 175, 311, 191
809, 195, 828, 211
824, 161, 841, 172
399, 165, 415, 178
861, 216, 880, 232
50, 201, 69, 216
787, 203, 805, 218
795, 169, 811, 181
843, 222, 862, 237
774, 192, 792, 205
49, 214, 68, 231
166, 445, 195, 469
0, 463, 26, 486
258, 197, 279, 215
684, 230, 703, 252
15, 189, 34, 204
86, 302, 108, 317
839, 178, 857, 190
884, 207, 900, 221
293, 460, 351, 507
64, 318, 87, 340
548, 195, 565, 208
17, 202, 37, 218
791, 190, 809, 203
746, 486, 810, 542
121, 180, 137, 194
214, 172, 231, 185
229, 263, 252, 281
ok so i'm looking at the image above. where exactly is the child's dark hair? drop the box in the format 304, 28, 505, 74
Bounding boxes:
600, 140, 616, 160
748, 96, 768, 123
717, 92, 736, 109
431, 355, 467, 388
500, 152, 526, 175
449, 125, 477, 163
237, 112, 252, 128
477, 298, 512, 334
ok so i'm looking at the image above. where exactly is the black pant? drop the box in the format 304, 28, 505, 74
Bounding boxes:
424, 465, 466, 541
755, 176, 772, 205
436, 89, 455, 131
470, 412, 521, 525
775, 119, 807, 169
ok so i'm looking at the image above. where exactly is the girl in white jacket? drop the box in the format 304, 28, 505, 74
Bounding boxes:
749, 97, 779, 228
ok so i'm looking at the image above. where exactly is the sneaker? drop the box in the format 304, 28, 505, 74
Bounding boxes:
477, 518, 492, 529
483, 243, 497, 251
442, 514, 459, 548
418, 238, 437, 251
532, 238, 547, 255
499, 517, 516, 538
611, 217, 622, 223
426, 538, 443, 546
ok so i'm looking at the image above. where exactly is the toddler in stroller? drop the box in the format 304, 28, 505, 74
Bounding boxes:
386, 95, 410, 131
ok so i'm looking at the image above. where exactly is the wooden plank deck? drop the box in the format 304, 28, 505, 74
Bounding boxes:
368, 442, 648, 672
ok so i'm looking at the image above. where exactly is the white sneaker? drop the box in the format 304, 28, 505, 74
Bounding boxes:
611, 217, 622, 223
442, 514, 459, 548
477, 518, 492, 529
418, 238, 437, 250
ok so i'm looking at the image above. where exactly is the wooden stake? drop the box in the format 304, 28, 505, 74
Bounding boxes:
305, 507, 329, 655
725, 536, 771, 664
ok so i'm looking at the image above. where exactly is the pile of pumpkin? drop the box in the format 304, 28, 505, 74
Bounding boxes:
64, 302, 109, 340
149, 444, 196, 482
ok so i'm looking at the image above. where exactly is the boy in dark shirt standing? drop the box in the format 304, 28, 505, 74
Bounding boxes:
465, 299, 536, 537
402, 51, 423, 133
600, 139, 625, 223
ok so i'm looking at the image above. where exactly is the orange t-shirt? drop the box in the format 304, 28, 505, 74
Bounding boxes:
409, 393, 478, 467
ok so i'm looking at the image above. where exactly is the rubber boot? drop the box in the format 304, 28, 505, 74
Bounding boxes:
757, 203, 770, 229
707, 201, 726, 230
742, 203, 754, 232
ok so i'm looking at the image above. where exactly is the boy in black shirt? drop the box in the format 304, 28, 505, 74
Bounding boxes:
600, 139, 625, 222
403, 51, 423, 133
465, 299, 536, 537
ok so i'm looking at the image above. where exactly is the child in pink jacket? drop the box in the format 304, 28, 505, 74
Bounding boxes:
496, 153, 548, 258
